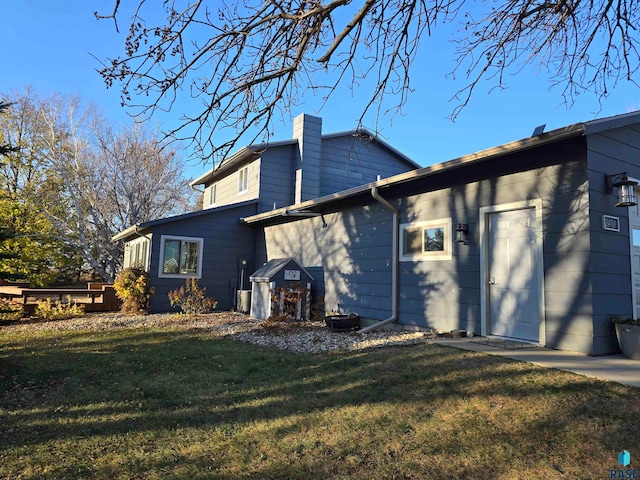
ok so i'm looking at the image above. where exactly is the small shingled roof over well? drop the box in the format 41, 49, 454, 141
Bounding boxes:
250, 258, 314, 282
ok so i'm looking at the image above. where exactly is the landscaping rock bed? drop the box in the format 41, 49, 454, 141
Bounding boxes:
2, 312, 433, 353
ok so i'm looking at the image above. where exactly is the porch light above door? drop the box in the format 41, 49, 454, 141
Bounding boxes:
606, 172, 638, 207
456, 223, 469, 245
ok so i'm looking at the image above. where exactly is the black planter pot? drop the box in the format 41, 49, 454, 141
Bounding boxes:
325, 314, 360, 332
615, 323, 640, 360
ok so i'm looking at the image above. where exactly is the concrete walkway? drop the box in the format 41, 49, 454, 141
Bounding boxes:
433, 338, 640, 388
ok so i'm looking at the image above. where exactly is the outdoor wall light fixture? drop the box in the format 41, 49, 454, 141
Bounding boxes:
606, 172, 638, 207
456, 223, 469, 245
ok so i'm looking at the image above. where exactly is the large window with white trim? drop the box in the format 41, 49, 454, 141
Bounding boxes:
400, 218, 452, 261
124, 237, 151, 270
159, 235, 204, 278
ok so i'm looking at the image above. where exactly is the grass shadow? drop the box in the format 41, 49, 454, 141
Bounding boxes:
1, 328, 639, 479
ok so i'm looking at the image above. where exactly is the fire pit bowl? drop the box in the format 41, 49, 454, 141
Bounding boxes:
325, 314, 360, 332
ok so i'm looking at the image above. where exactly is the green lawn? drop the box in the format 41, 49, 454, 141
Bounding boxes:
1, 326, 638, 479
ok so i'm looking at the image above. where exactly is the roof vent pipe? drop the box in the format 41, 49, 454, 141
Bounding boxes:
357, 186, 398, 333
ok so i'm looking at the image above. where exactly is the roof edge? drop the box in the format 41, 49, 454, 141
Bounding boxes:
321, 127, 420, 169
189, 146, 259, 186
112, 199, 260, 242
190, 127, 420, 187
583, 110, 640, 135
242, 122, 585, 224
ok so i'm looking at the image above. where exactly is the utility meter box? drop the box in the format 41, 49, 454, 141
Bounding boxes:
249, 258, 313, 321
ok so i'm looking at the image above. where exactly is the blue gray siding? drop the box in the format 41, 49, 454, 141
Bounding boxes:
261, 137, 600, 353
293, 114, 322, 202
258, 145, 296, 212
320, 135, 416, 196
201, 116, 417, 215
586, 123, 640, 354
147, 203, 258, 313
263, 204, 395, 319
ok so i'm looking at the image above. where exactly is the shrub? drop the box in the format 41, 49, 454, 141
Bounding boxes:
113, 267, 154, 315
612, 315, 640, 326
311, 295, 325, 321
34, 297, 85, 321
168, 278, 217, 315
0, 298, 23, 321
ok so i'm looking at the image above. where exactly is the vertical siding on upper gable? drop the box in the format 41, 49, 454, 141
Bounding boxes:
587, 124, 640, 354
319, 136, 415, 196
204, 158, 261, 209
257, 145, 296, 212
147, 204, 258, 313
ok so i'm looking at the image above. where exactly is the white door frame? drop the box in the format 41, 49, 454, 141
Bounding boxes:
479, 199, 546, 345
627, 179, 640, 320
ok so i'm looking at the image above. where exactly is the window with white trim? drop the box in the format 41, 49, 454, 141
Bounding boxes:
238, 166, 249, 194
400, 218, 452, 261
124, 237, 151, 270
207, 183, 217, 207
159, 235, 204, 278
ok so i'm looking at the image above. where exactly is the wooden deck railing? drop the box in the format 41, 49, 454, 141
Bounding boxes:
0, 283, 122, 315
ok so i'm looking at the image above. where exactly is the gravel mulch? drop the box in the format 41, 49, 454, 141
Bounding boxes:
1, 311, 434, 354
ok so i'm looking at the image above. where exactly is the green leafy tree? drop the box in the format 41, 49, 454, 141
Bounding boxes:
0, 89, 84, 286
1, 88, 194, 283
0, 100, 26, 316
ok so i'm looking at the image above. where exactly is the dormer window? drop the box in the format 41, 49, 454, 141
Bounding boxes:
238, 166, 249, 195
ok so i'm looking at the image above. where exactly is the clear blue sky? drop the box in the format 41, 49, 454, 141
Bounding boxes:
3, 1, 639, 179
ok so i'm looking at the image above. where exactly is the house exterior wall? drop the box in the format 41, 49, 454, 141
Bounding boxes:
203, 158, 261, 209
261, 137, 600, 353
258, 145, 296, 211
294, 114, 322, 203
586, 123, 640, 354
262, 204, 395, 320
202, 132, 416, 213
256, 133, 417, 214
319, 135, 418, 196
147, 203, 258, 313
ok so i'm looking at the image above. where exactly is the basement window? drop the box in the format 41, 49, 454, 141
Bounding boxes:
400, 218, 452, 261
159, 235, 204, 278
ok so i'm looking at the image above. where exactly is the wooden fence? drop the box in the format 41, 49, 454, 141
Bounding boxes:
0, 283, 122, 315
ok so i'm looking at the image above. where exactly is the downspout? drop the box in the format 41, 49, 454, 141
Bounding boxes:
357, 186, 398, 333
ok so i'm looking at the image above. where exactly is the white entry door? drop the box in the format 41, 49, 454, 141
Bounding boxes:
487, 208, 541, 341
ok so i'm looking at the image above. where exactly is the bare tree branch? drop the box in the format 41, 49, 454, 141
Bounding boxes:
1, 89, 194, 282
96, 0, 640, 162
449, 0, 640, 119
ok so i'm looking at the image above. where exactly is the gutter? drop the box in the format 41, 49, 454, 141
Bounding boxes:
357, 186, 399, 333
282, 209, 322, 217
134, 224, 152, 241
242, 123, 584, 226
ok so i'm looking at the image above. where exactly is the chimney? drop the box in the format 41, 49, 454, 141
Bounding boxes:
293, 114, 322, 203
